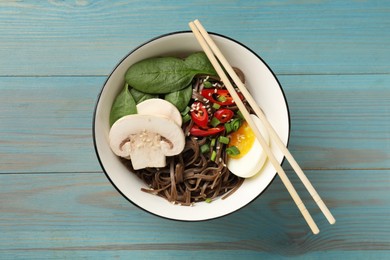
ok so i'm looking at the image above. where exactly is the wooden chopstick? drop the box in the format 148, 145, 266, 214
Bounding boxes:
191, 19, 335, 226
189, 21, 320, 234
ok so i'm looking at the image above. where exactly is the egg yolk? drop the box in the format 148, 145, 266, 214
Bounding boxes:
228, 120, 255, 159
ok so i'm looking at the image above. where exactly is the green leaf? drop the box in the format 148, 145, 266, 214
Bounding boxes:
184, 52, 216, 75
125, 52, 217, 94
109, 83, 137, 126
130, 88, 158, 104
164, 85, 192, 111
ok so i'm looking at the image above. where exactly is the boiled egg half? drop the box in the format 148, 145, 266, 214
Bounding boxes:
227, 114, 270, 178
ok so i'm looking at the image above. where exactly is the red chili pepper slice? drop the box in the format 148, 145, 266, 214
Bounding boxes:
190, 101, 208, 128
201, 88, 243, 106
189, 124, 225, 137
214, 108, 234, 124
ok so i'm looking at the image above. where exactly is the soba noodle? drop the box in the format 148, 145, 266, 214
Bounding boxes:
122, 68, 250, 205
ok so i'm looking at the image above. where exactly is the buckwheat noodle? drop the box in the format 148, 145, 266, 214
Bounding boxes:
122, 68, 250, 206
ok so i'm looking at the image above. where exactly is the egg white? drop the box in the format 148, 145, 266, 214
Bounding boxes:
227, 114, 270, 178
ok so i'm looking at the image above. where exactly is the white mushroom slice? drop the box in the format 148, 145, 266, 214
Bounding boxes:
136, 98, 182, 126
109, 114, 185, 170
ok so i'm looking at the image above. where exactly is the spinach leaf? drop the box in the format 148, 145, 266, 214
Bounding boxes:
109, 83, 137, 126
130, 88, 158, 104
184, 52, 216, 75
125, 52, 216, 94
164, 85, 193, 112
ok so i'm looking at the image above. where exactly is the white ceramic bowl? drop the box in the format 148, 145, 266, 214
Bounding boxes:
93, 31, 290, 221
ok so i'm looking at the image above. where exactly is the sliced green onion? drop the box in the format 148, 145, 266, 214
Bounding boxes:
231, 118, 242, 131
182, 113, 191, 124
218, 136, 230, 145
200, 143, 210, 154
224, 122, 232, 134
210, 117, 221, 127
212, 103, 221, 109
236, 110, 244, 119
205, 198, 212, 203
224, 118, 241, 134
210, 138, 216, 147
181, 106, 190, 116
217, 95, 227, 102
203, 81, 212, 88
226, 146, 240, 156
210, 150, 217, 161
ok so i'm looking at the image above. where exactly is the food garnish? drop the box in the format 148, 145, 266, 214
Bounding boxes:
108, 52, 265, 205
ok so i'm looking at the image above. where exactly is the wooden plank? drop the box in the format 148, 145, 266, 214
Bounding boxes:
0, 75, 390, 173
1, 1, 388, 259
0, 74, 388, 173
281, 74, 390, 170
0, 76, 104, 173
0, 1, 389, 76
0, 170, 389, 258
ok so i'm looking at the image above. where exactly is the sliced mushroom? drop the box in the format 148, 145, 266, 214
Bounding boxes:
109, 114, 185, 170
136, 98, 182, 126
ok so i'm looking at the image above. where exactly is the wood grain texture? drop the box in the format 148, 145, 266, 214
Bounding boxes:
282, 74, 390, 170
0, 0, 389, 258
0, 0, 389, 76
0, 170, 389, 258
0, 76, 102, 173
0, 75, 388, 173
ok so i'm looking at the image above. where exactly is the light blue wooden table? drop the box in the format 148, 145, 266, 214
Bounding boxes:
1, 1, 389, 259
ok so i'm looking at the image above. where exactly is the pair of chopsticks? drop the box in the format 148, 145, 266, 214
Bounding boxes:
189, 19, 335, 234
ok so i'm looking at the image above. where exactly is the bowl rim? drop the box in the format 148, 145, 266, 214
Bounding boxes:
92, 30, 291, 221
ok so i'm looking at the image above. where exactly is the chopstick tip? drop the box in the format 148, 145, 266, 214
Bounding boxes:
188, 21, 195, 29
